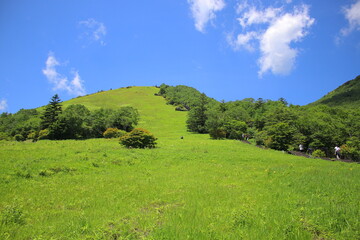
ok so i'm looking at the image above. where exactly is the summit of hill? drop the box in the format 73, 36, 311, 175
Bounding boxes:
62, 86, 188, 138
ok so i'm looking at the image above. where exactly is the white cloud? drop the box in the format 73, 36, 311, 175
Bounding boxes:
258, 6, 314, 76
237, 6, 282, 28
0, 99, 7, 111
227, 31, 258, 51
188, 0, 225, 32
42, 52, 86, 96
69, 71, 86, 96
341, 0, 360, 36
230, 4, 314, 77
79, 18, 107, 46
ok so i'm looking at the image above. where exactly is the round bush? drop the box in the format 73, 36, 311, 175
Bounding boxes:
312, 149, 326, 158
103, 128, 126, 138
119, 128, 157, 148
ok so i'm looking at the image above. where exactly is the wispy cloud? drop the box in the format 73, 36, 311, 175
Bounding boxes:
229, 4, 314, 77
78, 18, 107, 46
0, 99, 7, 111
341, 0, 360, 36
188, 0, 225, 33
42, 52, 86, 96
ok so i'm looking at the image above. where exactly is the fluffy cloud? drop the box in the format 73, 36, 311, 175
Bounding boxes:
259, 6, 314, 76
0, 99, 7, 111
237, 6, 282, 28
341, 0, 360, 36
79, 18, 107, 46
188, 0, 225, 32
227, 31, 258, 51
230, 4, 314, 76
42, 52, 86, 96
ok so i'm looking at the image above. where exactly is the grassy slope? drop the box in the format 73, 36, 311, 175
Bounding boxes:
1, 87, 360, 239
63, 86, 188, 138
309, 75, 360, 108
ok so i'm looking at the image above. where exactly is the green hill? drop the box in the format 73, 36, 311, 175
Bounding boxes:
63, 86, 188, 138
309, 75, 360, 108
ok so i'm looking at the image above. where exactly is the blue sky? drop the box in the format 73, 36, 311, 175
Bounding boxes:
0, 0, 359, 113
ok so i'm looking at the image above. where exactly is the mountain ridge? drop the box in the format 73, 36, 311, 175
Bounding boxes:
309, 75, 360, 108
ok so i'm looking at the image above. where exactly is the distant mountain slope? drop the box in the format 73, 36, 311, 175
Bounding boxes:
310, 75, 360, 108
62, 86, 188, 138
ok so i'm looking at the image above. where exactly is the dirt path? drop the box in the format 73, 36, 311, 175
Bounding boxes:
287, 151, 357, 163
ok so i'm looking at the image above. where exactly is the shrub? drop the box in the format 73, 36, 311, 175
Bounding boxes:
14, 134, 25, 142
340, 144, 360, 161
38, 129, 50, 140
254, 131, 268, 146
27, 131, 38, 141
0, 132, 11, 141
224, 120, 247, 140
312, 149, 326, 158
209, 128, 226, 139
103, 128, 126, 138
119, 128, 157, 148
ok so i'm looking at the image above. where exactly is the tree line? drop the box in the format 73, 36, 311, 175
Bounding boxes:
159, 85, 360, 161
0, 94, 139, 141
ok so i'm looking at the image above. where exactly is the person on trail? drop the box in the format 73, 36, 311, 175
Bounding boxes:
307, 148, 313, 155
335, 146, 341, 159
299, 144, 304, 152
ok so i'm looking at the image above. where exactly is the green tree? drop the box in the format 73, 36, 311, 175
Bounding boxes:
40, 94, 62, 130
265, 122, 295, 151
49, 104, 92, 139
186, 93, 209, 133
107, 106, 139, 132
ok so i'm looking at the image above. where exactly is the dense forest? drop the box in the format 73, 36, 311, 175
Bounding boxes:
158, 82, 360, 161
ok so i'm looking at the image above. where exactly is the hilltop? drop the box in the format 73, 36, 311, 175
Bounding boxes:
62, 86, 189, 138
309, 75, 360, 108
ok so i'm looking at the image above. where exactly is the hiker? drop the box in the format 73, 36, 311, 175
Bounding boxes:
299, 144, 304, 152
334, 146, 341, 159
307, 148, 313, 155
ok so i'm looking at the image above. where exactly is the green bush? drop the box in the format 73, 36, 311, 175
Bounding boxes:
119, 128, 157, 148
27, 131, 38, 141
209, 128, 226, 139
254, 131, 268, 146
224, 120, 247, 139
103, 128, 126, 138
14, 134, 25, 142
0, 132, 11, 141
312, 149, 326, 158
38, 129, 50, 140
340, 144, 360, 161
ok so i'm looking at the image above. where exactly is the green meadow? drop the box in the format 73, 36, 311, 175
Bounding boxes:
1, 87, 359, 239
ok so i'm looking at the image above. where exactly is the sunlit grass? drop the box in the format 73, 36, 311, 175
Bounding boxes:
0, 137, 359, 239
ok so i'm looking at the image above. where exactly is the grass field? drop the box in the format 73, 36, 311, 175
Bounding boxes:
1, 87, 359, 239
